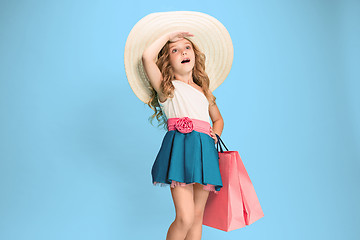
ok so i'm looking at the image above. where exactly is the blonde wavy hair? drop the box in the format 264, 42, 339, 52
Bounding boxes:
146, 37, 217, 130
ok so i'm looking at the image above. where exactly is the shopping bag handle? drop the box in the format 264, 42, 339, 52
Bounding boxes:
215, 133, 229, 153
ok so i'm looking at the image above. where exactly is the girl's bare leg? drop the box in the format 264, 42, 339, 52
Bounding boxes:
166, 184, 195, 240
184, 183, 210, 240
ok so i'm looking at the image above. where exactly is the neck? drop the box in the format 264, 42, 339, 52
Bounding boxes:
173, 72, 194, 84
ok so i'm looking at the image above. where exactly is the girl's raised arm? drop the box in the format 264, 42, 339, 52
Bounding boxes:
142, 33, 170, 96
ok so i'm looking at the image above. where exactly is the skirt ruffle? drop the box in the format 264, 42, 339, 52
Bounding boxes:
154, 181, 219, 194
151, 129, 223, 193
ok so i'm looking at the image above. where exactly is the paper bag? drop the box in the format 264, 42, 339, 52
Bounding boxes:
203, 134, 264, 232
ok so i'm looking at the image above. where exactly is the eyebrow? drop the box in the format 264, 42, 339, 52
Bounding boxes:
170, 43, 191, 50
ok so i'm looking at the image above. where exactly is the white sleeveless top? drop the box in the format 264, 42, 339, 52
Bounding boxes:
157, 80, 211, 124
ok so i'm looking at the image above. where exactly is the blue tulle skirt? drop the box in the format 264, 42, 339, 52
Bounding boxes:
151, 129, 223, 193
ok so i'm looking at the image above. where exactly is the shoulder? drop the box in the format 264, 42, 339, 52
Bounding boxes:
205, 88, 216, 106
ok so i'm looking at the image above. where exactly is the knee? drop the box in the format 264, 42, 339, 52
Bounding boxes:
194, 209, 205, 223
175, 213, 195, 230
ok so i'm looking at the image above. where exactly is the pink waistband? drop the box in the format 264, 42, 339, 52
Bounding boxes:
167, 117, 211, 136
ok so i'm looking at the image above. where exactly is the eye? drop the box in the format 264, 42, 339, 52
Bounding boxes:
172, 49, 177, 53
186, 46, 191, 49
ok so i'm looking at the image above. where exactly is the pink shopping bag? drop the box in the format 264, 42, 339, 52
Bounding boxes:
203, 134, 264, 232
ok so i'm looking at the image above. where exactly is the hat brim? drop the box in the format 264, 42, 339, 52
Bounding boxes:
124, 11, 234, 103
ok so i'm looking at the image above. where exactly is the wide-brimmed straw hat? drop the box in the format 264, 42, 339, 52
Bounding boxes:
124, 11, 234, 103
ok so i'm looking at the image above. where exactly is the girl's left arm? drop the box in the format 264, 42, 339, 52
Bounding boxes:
209, 101, 224, 144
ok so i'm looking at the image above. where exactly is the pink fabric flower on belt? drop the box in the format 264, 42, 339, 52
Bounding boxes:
175, 117, 194, 134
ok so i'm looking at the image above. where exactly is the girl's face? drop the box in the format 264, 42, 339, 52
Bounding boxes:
168, 38, 195, 74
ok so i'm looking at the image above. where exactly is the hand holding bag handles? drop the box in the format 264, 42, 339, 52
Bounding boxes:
203, 133, 265, 232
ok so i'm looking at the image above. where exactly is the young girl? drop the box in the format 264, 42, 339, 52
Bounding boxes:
142, 30, 224, 240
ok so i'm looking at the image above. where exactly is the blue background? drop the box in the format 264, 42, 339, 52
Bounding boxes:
1, 0, 359, 239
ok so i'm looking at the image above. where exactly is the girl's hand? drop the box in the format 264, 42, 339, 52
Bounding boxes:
210, 127, 218, 145
168, 31, 194, 43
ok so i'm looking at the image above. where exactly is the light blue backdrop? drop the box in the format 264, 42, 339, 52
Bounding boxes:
1, 0, 359, 239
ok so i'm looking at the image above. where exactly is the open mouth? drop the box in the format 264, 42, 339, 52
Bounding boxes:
181, 58, 190, 64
